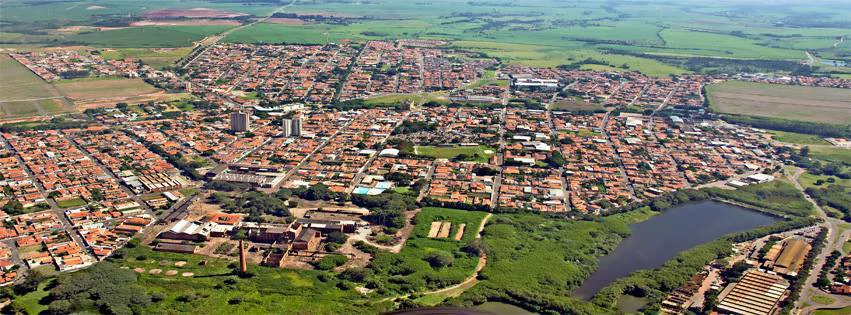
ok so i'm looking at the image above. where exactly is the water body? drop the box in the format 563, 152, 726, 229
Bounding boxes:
573, 200, 778, 299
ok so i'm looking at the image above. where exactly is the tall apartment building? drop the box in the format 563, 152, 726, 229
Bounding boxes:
230, 111, 250, 132
282, 116, 302, 137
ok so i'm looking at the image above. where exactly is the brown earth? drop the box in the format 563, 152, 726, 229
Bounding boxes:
142, 8, 249, 19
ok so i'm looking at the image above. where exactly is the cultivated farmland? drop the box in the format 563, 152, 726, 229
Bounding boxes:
707, 81, 851, 125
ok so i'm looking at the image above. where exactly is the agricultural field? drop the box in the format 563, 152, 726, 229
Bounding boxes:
3, 0, 850, 76
64, 26, 233, 47
707, 81, 851, 125
0, 54, 73, 120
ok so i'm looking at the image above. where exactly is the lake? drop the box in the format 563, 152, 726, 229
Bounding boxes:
572, 200, 778, 299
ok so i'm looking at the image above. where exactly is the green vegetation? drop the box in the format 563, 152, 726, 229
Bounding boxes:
4, 0, 851, 77
211, 190, 291, 222
705, 180, 814, 218
767, 130, 830, 145
448, 209, 652, 314
809, 146, 851, 164
102, 243, 388, 314
551, 99, 605, 112
0, 54, 72, 120
415, 145, 495, 163
806, 184, 851, 221
8, 279, 52, 315
56, 197, 87, 208
815, 306, 851, 315
366, 207, 488, 295
66, 26, 233, 47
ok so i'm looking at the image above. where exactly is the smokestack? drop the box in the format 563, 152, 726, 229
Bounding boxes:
239, 240, 247, 274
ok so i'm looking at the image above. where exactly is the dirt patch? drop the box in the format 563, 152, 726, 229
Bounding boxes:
454, 224, 466, 240
131, 19, 241, 26
428, 221, 441, 238
296, 11, 359, 18
267, 18, 306, 25
142, 8, 249, 19
437, 222, 452, 238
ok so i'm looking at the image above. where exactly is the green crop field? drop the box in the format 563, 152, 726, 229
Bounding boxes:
707, 81, 851, 125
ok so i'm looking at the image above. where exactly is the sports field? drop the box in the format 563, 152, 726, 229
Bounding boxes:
416, 145, 495, 163
707, 81, 851, 125
0, 54, 74, 120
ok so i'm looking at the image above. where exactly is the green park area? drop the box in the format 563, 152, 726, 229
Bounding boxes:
415, 145, 495, 163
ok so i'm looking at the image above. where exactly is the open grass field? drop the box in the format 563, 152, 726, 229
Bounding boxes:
552, 99, 605, 112
98, 47, 192, 69
53, 77, 162, 105
707, 81, 851, 125
0, 54, 74, 120
415, 145, 495, 163
14, 280, 53, 315
808, 146, 851, 164
361, 93, 449, 107
767, 130, 830, 145
815, 306, 851, 315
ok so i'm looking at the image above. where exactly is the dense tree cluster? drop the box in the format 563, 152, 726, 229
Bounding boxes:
353, 192, 417, 231
806, 184, 851, 222
211, 191, 290, 222
46, 263, 151, 315
392, 120, 436, 135
721, 115, 851, 138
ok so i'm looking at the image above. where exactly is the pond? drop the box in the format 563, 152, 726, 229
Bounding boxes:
573, 200, 778, 299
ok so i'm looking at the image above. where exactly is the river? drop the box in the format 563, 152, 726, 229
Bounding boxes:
572, 200, 778, 299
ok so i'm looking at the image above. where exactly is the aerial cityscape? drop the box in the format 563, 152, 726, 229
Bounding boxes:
0, 0, 849, 314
